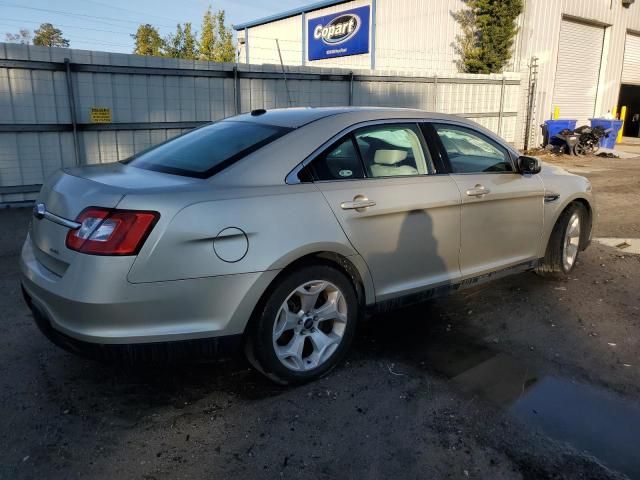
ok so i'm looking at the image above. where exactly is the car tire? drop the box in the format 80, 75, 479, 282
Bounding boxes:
536, 202, 587, 278
245, 264, 358, 385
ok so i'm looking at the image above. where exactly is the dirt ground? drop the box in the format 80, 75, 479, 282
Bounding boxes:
535, 152, 640, 239
1, 155, 639, 480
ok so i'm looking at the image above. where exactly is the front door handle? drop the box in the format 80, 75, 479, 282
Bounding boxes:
341, 195, 376, 211
465, 184, 491, 197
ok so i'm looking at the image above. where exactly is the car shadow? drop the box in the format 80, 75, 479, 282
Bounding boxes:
362, 208, 453, 311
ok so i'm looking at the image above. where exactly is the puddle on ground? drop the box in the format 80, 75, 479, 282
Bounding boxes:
359, 306, 640, 478
423, 336, 640, 479
510, 377, 640, 479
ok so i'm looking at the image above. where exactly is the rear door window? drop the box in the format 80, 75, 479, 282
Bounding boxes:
125, 121, 290, 178
306, 123, 432, 182
310, 136, 365, 181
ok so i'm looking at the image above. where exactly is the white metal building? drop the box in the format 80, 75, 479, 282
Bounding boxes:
235, 0, 640, 134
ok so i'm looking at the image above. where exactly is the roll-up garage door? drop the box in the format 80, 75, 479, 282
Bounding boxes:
552, 19, 605, 126
622, 32, 640, 85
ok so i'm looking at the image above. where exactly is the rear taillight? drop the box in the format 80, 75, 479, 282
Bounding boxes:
66, 207, 159, 256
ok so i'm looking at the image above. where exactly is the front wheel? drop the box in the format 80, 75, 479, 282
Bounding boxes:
245, 265, 358, 385
536, 203, 586, 278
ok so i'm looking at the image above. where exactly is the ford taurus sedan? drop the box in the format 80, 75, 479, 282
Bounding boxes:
21, 107, 594, 384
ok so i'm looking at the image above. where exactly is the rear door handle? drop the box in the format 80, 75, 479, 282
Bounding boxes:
341, 195, 376, 211
465, 185, 491, 197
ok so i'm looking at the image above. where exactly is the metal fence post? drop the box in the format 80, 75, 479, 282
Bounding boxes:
497, 76, 506, 136
524, 78, 536, 150
233, 66, 240, 114
348, 71, 354, 106
63, 58, 80, 165
276, 39, 293, 107
244, 28, 249, 64
524, 56, 539, 151
433, 76, 438, 112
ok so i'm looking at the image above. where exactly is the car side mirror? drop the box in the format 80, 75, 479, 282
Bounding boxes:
518, 156, 541, 175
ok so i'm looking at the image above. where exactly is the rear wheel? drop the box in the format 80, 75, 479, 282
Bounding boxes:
246, 265, 358, 385
573, 143, 588, 156
536, 203, 586, 278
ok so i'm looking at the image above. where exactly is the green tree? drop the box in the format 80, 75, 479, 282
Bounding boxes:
164, 23, 198, 59
199, 7, 235, 62
453, 0, 523, 74
165, 24, 181, 57
5, 29, 31, 45
164, 23, 184, 58
199, 7, 216, 60
33, 23, 70, 47
183, 23, 198, 59
213, 10, 234, 62
132, 24, 164, 56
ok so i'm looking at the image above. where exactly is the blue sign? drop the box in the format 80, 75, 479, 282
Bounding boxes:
307, 5, 370, 61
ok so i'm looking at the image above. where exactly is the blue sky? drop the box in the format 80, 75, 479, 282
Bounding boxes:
0, 0, 310, 52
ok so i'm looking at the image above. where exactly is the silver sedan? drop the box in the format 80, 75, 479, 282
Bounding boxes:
20, 107, 594, 384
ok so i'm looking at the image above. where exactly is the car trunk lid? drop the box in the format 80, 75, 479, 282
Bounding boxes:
30, 163, 199, 274
31, 170, 126, 273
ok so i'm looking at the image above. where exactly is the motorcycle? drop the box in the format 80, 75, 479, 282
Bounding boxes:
572, 125, 612, 156
551, 125, 612, 156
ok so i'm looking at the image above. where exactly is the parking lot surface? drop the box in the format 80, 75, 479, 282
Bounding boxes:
1, 155, 639, 480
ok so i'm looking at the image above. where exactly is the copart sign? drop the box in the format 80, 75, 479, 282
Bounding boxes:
307, 5, 370, 61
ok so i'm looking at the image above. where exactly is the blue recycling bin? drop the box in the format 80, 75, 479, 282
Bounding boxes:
543, 119, 577, 146
589, 119, 623, 149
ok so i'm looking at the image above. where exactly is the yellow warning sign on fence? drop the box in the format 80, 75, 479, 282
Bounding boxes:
89, 107, 112, 123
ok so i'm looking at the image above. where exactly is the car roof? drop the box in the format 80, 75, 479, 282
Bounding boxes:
227, 107, 471, 129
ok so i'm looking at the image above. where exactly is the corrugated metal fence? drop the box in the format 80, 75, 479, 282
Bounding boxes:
0, 43, 521, 205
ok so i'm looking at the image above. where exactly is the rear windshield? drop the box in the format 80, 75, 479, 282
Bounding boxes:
124, 121, 291, 178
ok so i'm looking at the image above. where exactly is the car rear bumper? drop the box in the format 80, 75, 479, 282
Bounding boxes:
23, 285, 243, 362
20, 234, 279, 346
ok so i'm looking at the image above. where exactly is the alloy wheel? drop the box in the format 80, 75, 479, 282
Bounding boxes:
272, 280, 348, 372
562, 212, 581, 271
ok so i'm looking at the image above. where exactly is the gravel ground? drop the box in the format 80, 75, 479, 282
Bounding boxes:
1, 155, 639, 480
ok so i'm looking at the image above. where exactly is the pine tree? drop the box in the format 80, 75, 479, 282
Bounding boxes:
33, 23, 69, 48
453, 0, 523, 74
132, 24, 164, 56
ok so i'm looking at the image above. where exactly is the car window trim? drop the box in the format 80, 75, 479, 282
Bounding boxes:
428, 121, 517, 175
287, 119, 439, 184
420, 122, 450, 174
351, 133, 369, 177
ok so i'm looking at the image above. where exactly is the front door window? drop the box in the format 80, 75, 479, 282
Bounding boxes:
433, 124, 513, 173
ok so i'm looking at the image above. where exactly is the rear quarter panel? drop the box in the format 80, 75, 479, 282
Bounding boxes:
124, 184, 361, 284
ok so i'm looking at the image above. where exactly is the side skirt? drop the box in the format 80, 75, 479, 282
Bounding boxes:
367, 259, 540, 315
